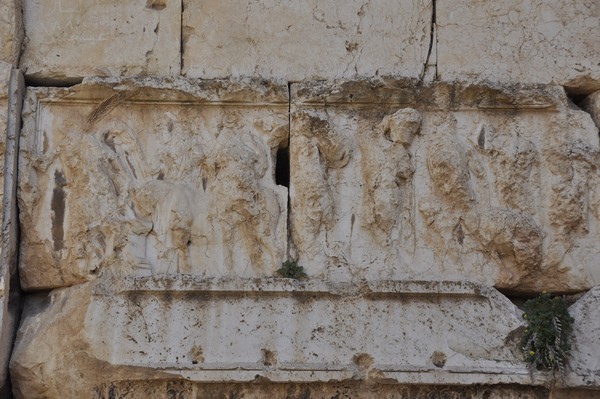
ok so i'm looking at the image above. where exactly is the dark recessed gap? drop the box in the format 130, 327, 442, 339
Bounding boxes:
24, 75, 84, 88
496, 287, 589, 310
180, 0, 185, 73
275, 147, 289, 188
565, 89, 587, 110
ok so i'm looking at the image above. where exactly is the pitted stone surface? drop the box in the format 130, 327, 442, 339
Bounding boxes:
20, 0, 181, 82
10, 277, 541, 398
182, 0, 432, 80
436, 0, 600, 91
18, 78, 289, 290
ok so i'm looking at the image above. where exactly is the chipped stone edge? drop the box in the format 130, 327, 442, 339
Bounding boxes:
291, 79, 567, 111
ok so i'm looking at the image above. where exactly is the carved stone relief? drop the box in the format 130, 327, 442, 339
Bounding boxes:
291, 81, 600, 292
18, 79, 289, 290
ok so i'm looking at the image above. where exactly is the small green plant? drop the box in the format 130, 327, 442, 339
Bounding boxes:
521, 292, 574, 373
275, 260, 307, 280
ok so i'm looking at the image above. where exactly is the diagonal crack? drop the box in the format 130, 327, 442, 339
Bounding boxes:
419, 0, 436, 82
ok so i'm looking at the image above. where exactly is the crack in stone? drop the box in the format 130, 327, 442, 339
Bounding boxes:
419, 0, 436, 82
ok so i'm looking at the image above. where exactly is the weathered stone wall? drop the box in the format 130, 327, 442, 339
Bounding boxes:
0, 0, 599, 398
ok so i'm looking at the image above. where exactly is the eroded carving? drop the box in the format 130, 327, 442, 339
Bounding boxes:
290, 110, 350, 272
18, 83, 289, 289
360, 108, 421, 245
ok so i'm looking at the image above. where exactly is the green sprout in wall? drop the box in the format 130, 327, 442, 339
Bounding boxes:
521, 292, 574, 373
275, 260, 307, 280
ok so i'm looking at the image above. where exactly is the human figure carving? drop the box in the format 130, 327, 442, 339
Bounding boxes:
360, 108, 421, 244
291, 111, 350, 273
204, 129, 282, 275
131, 181, 198, 274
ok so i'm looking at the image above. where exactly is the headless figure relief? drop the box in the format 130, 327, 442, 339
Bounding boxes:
131, 181, 198, 275
291, 111, 350, 271
205, 129, 281, 275
361, 108, 421, 244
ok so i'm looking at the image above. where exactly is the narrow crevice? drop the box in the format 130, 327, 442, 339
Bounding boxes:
419, 0, 436, 82
24, 75, 83, 88
497, 287, 590, 311
434, 0, 438, 80
275, 148, 290, 188
179, 0, 185, 75
285, 81, 293, 260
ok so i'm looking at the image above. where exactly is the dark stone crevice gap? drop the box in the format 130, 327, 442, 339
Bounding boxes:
24, 76, 83, 88
179, 0, 185, 74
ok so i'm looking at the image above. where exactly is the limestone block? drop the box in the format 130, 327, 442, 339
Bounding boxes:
290, 80, 600, 293
0, 0, 23, 65
20, 0, 181, 83
18, 77, 289, 290
564, 286, 600, 388
182, 0, 432, 80
436, 0, 600, 92
10, 276, 545, 398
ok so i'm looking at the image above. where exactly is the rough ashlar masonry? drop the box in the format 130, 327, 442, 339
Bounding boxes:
0, 0, 598, 397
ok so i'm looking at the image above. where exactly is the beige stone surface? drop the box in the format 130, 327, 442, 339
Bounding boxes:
182, 0, 432, 80
10, 276, 547, 398
18, 77, 289, 290
583, 90, 600, 129
20, 0, 181, 83
564, 286, 600, 388
290, 80, 600, 293
0, 0, 23, 65
436, 0, 600, 91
